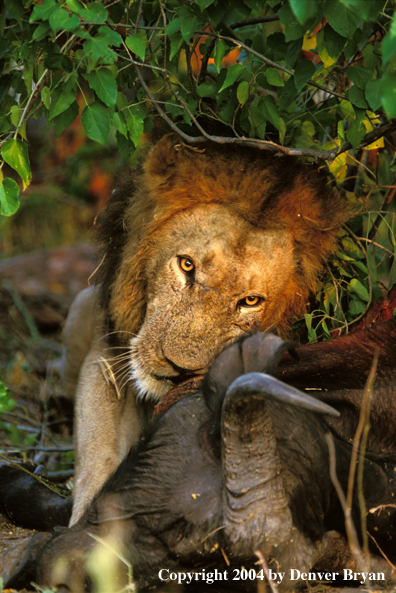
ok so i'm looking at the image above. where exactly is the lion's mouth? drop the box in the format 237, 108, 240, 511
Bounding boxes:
153, 374, 205, 419
154, 372, 203, 386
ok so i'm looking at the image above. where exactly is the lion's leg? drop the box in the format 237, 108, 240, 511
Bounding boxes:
70, 342, 148, 526
62, 285, 101, 401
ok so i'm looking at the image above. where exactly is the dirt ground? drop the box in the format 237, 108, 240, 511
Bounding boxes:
0, 243, 97, 588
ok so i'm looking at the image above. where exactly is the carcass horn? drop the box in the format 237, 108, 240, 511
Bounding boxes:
220, 373, 339, 553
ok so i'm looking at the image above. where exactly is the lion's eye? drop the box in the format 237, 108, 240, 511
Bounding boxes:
178, 256, 195, 275
239, 295, 263, 308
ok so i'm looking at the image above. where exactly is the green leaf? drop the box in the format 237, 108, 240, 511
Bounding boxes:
365, 246, 378, 287
196, 81, 217, 97
0, 74, 12, 104
195, 0, 214, 10
304, 312, 312, 333
380, 73, 396, 119
30, 0, 56, 22
97, 26, 122, 47
1, 139, 31, 189
324, 0, 363, 38
67, 0, 87, 15
214, 39, 226, 73
346, 109, 366, 147
180, 14, 199, 43
126, 112, 144, 147
279, 3, 306, 42
383, 18, 396, 67
85, 2, 107, 23
116, 132, 135, 160
262, 95, 280, 130
237, 81, 250, 105
169, 32, 184, 61
41, 86, 51, 110
81, 102, 111, 145
289, 0, 322, 26
279, 77, 297, 111
165, 17, 182, 37
248, 97, 266, 139
113, 111, 128, 138
49, 6, 80, 33
0, 178, 20, 216
294, 59, 315, 92
338, 0, 384, 20
84, 34, 116, 64
53, 101, 79, 136
285, 38, 303, 69
346, 63, 372, 90
87, 68, 117, 108
348, 86, 368, 109
219, 63, 244, 92
32, 22, 52, 41
388, 245, 396, 291
49, 87, 76, 120
125, 31, 147, 62
349, 278, 369, 301
265, 68, 284, 87
323, 23, 347, 59
4, 0, 24, 24
338, 99, 355, 122
341, 237, 363, 260
316, 27, 335, 68
365, 79, 382, 111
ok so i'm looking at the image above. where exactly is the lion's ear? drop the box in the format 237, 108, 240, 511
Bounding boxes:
144, 133, 182, 182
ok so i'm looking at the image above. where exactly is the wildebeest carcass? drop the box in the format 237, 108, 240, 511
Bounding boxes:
2, 322, 396, 592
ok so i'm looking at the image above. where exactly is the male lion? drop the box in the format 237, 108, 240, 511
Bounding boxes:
63, 133, 350, 524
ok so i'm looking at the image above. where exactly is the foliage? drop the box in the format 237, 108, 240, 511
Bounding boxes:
1, 0, 396, 336
0, 380, 38, 446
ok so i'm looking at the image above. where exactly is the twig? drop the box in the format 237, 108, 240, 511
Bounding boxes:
123, 38, 395, 160
368, 184, 396, 241
255, 549, 278, 593
351, 352, 378, 559
338, 121, 396, 158
1, 279, 40, 340
354, 237, 393, 256
367, 532, 395, 569
325, 263, 348, 329
195, 30, 348, 101
230, 15, 280, 29
0, 453, 69, 496
325, 433, 366, 571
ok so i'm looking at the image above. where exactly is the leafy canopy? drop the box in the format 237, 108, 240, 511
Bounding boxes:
1, 0, 396, 337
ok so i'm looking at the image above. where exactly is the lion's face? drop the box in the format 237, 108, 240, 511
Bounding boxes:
130, 204, 295, 400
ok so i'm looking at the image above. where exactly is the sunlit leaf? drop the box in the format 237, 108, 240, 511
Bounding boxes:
0, 178, 20, 216
237, 81, 250, 105
324, 0, 362, 38
125, 31, 147, 63
49, 87, 76, 120
81, 102, 111, 145
214, 39, 226, 73
1, 139, 31, 189
88, 68, 117, 108
380, 73, 396, 119
349, 278, 369, 302
219, 63, 244, 92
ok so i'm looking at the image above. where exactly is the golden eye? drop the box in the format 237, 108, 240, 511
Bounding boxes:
240, 295, 263, 308
178, 256, 195, 274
